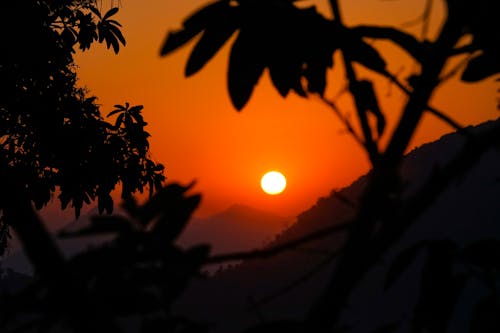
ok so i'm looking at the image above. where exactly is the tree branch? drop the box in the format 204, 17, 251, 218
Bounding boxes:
316, 95, 365, 147
205, 221, 350, 264
351, 26, 424, 62
331, 4, 381, 164
306, 9, 464, 330
381, 70, 469, 134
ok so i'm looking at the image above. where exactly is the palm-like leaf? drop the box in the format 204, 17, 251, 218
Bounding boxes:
97, 7, 126, 54
161, 0, 338, 110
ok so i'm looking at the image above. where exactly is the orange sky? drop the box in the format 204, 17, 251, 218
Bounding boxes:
69, 0, 498, 219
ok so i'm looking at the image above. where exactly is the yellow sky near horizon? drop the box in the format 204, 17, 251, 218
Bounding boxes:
67, 0, 498, 219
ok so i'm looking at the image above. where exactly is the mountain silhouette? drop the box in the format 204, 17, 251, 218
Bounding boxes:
172, 118, 500, 333
177, 204, 293, 255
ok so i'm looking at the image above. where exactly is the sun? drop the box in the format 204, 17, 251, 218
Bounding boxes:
261, 171, 287, 195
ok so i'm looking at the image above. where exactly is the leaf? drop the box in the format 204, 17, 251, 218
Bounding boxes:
113, 104, 127, 110
358, 80, 385, 137
469, 296, 500, 333
351, 26, 425, 62
460, 238, 500, 270
105, 19, 122, 27
269, 64, 293, 97
182, 0, 229, 31
160, 29, 200, 56
98, 193, 114, 214
347, 39, 387, 75
160, 1, 229, 56
139, 182, 195, 224
227, 31, 266, 110
128, 105, 144, 114
107, 109, 122, 117
102, 7, 119, 20
151, 194, 202, 243
116, 113, 125, 128
89, 6, 101, 19
61, 27, 77, 46
461, 53, 500, 82
185, 20, 238, 77
304, 61, 328, 95
106, 33, 120, 54
384, 242, 424, 290
60, 193, 71, 210
107, 23, 126, 46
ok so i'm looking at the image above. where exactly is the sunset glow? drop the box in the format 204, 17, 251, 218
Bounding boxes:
72, 0, 499, 217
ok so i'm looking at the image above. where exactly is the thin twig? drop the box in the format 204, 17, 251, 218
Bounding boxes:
351, 26, 424, 62
331, 2, 380, 164
439, 53, 476, 83
420, 0, 433, 40
450, 43, 478, 56
205, 221, 350, 264
382, 70, 468, 134
315, 95, 365, 147
395, 0, 433, 44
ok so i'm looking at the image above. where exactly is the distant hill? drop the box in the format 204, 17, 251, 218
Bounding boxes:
177, 204, 294, 255
173, 119, 500, 333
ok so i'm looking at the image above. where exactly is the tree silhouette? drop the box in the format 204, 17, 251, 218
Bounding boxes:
160, 0, 500, 331
0, 0, 164, 278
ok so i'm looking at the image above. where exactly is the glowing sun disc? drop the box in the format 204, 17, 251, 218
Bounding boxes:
261, 171, 287, 195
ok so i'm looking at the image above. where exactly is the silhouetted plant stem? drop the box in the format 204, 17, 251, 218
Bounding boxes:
383, 72, 467, 134
317, 95, 364, 147
383, 18, 462, 163
331, 0, 380, 164
351, 26, 424, 61
305, 2, 463, 330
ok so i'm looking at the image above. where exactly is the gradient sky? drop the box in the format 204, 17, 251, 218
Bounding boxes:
69, 0, 498, 218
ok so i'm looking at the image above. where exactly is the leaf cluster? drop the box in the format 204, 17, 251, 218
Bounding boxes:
161, 0, 499, 112
0, 183, 212, 333
0, 1, 163, 245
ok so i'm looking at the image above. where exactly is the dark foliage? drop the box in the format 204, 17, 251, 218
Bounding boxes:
0, 183, 212, 332
0, 0, 164, 253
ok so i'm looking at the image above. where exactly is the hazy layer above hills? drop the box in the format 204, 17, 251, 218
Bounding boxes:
177, 204, 294, 255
